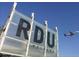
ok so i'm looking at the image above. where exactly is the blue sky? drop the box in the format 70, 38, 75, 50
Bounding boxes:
0, 2, 79, 57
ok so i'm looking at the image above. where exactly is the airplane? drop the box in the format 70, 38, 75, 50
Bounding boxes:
64, 31, 75, 37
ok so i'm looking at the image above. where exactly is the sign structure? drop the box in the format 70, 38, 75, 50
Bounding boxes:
0, 10, 58, 57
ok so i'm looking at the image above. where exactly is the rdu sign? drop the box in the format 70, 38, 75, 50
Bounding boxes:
16, 18, 55, 48
1, 10, 57, 57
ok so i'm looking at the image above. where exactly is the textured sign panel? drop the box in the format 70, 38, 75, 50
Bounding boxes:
0, 10, 57, 56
